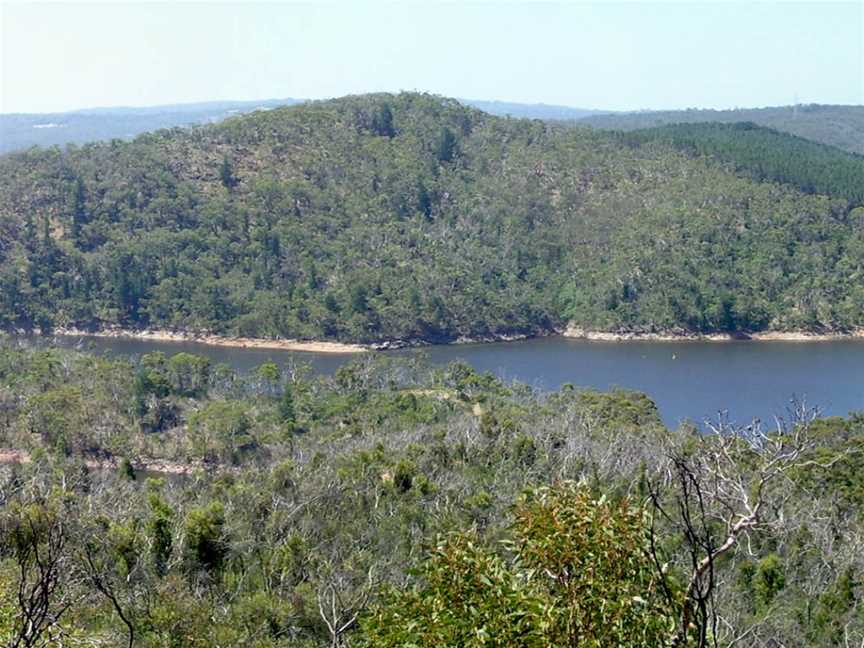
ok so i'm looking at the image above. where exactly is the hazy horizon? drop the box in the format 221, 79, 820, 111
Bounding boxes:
2, 93, 863, 118
1, 1, 862, 115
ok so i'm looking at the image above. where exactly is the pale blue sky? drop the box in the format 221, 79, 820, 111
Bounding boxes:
1, 1, 861, 113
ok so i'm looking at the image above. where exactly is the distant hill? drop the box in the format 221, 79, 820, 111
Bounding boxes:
462, 100, 603, 121
1, 92, 862, 342
578, 104, 864, 155
1, 97, 599, 154
0, 98, 303, 154
617, 121, 864, 205
4, 97, 862, 157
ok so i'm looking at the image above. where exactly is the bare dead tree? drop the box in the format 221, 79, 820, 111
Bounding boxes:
647, 404, 848, 647
5, 507, 75, 648
81, 542, 135, 648
317, 568, 373, 648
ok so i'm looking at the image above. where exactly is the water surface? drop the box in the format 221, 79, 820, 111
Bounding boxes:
53, 335, 864, 428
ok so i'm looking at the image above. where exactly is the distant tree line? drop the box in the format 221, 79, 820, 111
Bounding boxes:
578, 103, 864, 155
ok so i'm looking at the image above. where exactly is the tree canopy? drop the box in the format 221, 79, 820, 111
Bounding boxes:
0, 92, 862, 342
1, 342, 863, 646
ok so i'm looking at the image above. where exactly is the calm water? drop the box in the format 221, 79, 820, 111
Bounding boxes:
52, 335, 864, 428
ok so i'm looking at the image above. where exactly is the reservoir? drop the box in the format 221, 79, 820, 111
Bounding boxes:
53, 335, 864, 429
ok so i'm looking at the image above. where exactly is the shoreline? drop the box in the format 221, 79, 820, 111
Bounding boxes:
562, 325, 864, 343
29, 324, 864, 354
49, 326, 542, 353
53, 327, 369, 354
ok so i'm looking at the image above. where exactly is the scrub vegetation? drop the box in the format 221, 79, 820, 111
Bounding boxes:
1, 342, 863, 646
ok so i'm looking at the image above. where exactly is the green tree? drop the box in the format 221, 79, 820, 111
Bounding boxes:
147, 488, 174, 576
359, 481, 678, 647
753, 553, 786, 610
278, 383, 296, 427
183, 501, 227, 575
189, 400, 253, 461
69, 176, 88, 246
254, 361, 280, 398
513, 482, 678, 647
25, 386, 86, 454
359, 533, 546, 647
166, 353, 210, 397
219, 155, 239, 190
435, 127, 458, 163
372, 103, 395, 138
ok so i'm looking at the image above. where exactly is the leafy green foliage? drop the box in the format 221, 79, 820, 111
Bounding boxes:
184, 501, 228, 575
360, 532, 547, 647
618, 122, 864, 205
805, 568, 861, 646
359, 482, 677, 647
2, 93, 863, 341
751, 553, 786, 610
513, 483, 677, 646
189, 400, 254, 462
1, 343, 864, 646
572, 389, 663, 430
147, 488, 174, 576
278, 383, 296, 426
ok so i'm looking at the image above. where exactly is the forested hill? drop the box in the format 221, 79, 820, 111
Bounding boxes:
0, 92, 863, 343
616, 122, 864, 205
0, 98, 596, 154
5, 99, 862, 155
578, 104, 864, 155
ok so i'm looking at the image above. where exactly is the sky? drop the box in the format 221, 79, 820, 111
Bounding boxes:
0, 0, 862, 114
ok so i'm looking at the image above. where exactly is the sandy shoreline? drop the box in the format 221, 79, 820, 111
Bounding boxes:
50, 326, 541, 352
54, 327, 369, 354
562, 325, 864, 343
30, 324, 864, 354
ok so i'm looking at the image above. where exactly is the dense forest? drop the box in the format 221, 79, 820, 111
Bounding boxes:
1, 342, 863, 646
616, 122, 864, 206
1, 92, 863, 343
579, 103, 864, 155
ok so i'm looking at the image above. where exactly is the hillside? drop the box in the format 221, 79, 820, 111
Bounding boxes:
4, 344, 864, 646
0, 92, 862, 343
578, 103, 864, 155
616, 121, 864, 205
0, 97, 597, 154
3, 343, 863, 646
5, 98, 862, 157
